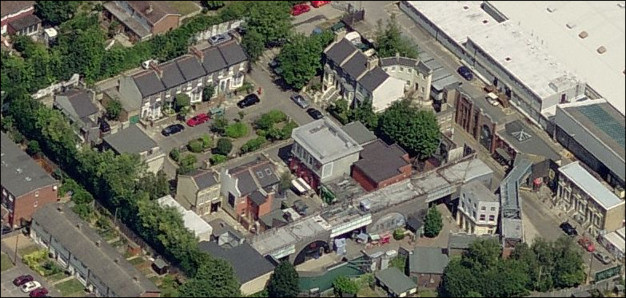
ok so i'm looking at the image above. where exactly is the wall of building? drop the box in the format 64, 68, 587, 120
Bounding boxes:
1, 5, 34, 35
412, 272, 442, 289
176, 176, 198, 210
454, 91, 498, 153
257, 193, 274, 218
240, 271, 273, 296
351, 164, 412, 192
320, 153, 361, 184
143, 151, 165, 174
196, 185, 221, 215
4, 185, 58, 228
151, 14, 180, 35
372, 77, 406, 112
604, 205, 625, 233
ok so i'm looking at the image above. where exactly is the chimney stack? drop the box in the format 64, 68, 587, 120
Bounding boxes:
150, 61, 163, 77
366, 58, 379, 70
190, 47, 204, 61
146, 4, 153, 14
133, 276, 140, 283
95, 240, 101, 247
76, 223, 81, 229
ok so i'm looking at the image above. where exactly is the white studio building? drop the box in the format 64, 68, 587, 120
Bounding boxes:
157, 195, 213, 242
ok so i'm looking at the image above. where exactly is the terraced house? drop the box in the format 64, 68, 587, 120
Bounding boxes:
116, 41, 248, 121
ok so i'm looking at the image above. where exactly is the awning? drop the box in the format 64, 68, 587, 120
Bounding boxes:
297, 177, 312, 192
357, 233, 369, 242
495, 147, 512, 161
291, 179, 306, 194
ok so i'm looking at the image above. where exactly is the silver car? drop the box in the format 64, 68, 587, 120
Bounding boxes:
594, 252, 611, 265
290, 94, 309, 109
209, 33, 232, 45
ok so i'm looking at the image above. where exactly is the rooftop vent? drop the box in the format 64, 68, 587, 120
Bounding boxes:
463, 5, 469, 10
566, 22, 576, 29
546, 6, 557, 13
578, 31, 588, 39
511, 129, 532, 142
596, 46, 606, 54
16, 168, 23, 174
95, 240, 101, 247
25, 177, 32, 182
505, 57, 512, 62
482, 20, 489, 24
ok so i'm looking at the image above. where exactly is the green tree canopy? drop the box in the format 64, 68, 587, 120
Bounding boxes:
276, 30, 334, 90
202, 85, 215, 102
423, 206, 443, 238
179, 258, 241, 297
374, 13, 418, 59
214, 138, 233, 156
105, 99, 122, 121
35, 1, 81, 26
201, 1, 225, 10
175, 94, 191, 111
377, 100, 440, 159
267, 261, 300, 297
333, 276, 359, 296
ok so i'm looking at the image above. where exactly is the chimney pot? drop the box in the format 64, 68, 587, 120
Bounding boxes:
96, 240, 101, 247
146, 4, 153, 14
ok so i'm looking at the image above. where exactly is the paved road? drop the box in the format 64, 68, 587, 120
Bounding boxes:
1, 241, 62, 298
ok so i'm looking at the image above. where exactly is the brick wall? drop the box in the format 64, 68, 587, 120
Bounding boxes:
414, 273, 443, 289
454, 92, 498, 154
351, 162, 412, 192
151, 14, 180, 35
11, 185, 59, 227
257, 193, 274, 218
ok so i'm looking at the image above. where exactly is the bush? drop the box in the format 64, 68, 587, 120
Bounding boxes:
210, 154, 228, 165
240, 136, 267, 154
26, 140, 41, 156
225, 122, 248, 138
188, 139, 204, 153
175, 94, 191, 112
200, 134, 213, 149
211, 116, 229, 135
424, 206, 443, 238
254, 110, 287, 130
105, 99, 122, 121
178, 154, 197, 174
214, 138, 233, 156
170, 148, 181, 162
333, 276, 359, 296
393, 228, 405, 240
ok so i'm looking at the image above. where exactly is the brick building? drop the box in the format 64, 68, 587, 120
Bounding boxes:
1, 132, 59, 229
454, 88, 499, 153
103, 1, 180, 42
351, 139, 412, 191
1, 1, 35, 35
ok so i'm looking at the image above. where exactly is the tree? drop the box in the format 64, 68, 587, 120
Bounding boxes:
225, 122, 248, 138
278, 171, 292, 194
188, 139, 204, 153
244, 1, 293, 48
333, 276, 359, 297
276, 30, 334, 90
348, 99, 378, 130
202, 85, 215, 102
552, 236, 585, 288
441, 258, 480, 298
178, 154, 198, 175
105, 99, 122, 120
175, 94, 191, 112
35, 1, 81, 26
242, 29, 265, 63
214, 138, 233, 156
179, 258, 241, 297
211, 116, 229, 135
201, 1, 225, 10
377, 100, 440, 159
267, 261, 299, 298
374, 14, 418, 59
240, 136, 267, 153
200, 134, 213, 150
26, 140, 42, 156
423, 206, 442, 238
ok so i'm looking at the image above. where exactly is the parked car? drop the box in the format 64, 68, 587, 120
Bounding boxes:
291, 3, 311, 16
268, 59, 280, 69
486, 92, 499, 106
209, 33, 232, 46
290, 94, 309, 109
13, 275, 34, 286
186, 113, 210, 127
20, 281, 41, 293
594, 252, 611, 265
311, 1, 331, 8
293, 200, 309, 216
306, 108, 323, 120
29, 288, 49, 297
161, 124, 185, 136
238, 93, 261, 108
559, 222, 578, 236
578, 237, 596, 252
457, 66, 474, 81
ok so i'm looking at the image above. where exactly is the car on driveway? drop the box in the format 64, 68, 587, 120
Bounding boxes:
578, 237, 595, 252
291, 4, 310, 16
594, 252, 611, 264
311, 1, 331, 8
13, 275, 34, 286
29, 288, 49, 297
457, 66, 474, 81
161, 124, 185, 136
186, 113, 210, 127
290, 94, 309, 109
20, 281, 41, 293
559, 222, 578, 236
237, 93, 261, 108
307, 108, 323, 120
209, 33, 232, 46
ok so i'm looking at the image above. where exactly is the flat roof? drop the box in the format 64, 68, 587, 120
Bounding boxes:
461, 180, 498, 202
487, 1, 625, 115
558, 161, 623, 210
291, 118, 363, 164
468, 21, 581, 100
375, 267, 417, 294
602, 230, 625, 254
499, 120, 562, 162
103, 124, 158, 154
560, 100, 625, 158
157, 195, 212, 238
406, 1, 498, 45
250, 215, 331, 256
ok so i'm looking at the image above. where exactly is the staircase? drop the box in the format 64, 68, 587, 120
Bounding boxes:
320, 88, 340, 105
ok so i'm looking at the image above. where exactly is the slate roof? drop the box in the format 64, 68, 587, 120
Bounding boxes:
375, 267, 417, 295
32, 203, 159, 297
354, 139, 410, 183
358, 67, 389, 93
158, 61, 186, 89
8, 14, 40, 31
229, 157, 279, 196
342, 121, 377, 145
249, 190, 267, 206
58, 89, 99, 119
218, 41, 248, 66
325, 38, 358, 65
133, 71, 165, 98
103, 124, 158, 154
1, 132, 58, 198
175, 55, 207, 81
0, 1, 34, 18
447, 233, 498, 251
202, 47, 227, 74
127, 1, 179, 25
380, 56, 419, 68
342, 51, 369, 79
198, 241, 275, 284
188, 170, 219, 190
409, 246, 449, 274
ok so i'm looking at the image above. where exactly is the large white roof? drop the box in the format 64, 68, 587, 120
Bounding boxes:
487, 1, 625, 115
468, 21, 581, 100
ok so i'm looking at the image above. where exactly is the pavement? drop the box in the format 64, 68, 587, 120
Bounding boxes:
291, 4, 345, 36
1, 235, 62, 298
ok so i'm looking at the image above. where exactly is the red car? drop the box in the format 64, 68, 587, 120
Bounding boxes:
29, 287, 48, 297
578, 237, 595, 252
13, 274, 34, 286
186, 113, 210, 127
311, 1, 330, 8
291, 4, 311, 16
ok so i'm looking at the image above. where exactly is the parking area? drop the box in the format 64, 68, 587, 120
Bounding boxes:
0, 256, 62, 298
291, 3, 344, 36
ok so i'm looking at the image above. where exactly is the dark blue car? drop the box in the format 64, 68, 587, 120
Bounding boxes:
457, 66, 474, 81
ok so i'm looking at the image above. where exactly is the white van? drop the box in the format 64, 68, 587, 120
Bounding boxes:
486, 92, 499, 106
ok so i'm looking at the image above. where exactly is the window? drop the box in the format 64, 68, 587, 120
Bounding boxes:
472, 211, 476, 218
35, 191, 39, 198
479, 214, 485, 221
489, 215, 495, 221
391, 66, 396, 71
490, 207, 496, 211
228, 193, 236, 207
399, 67, 404, 72
406, 80, 411, 86
34, 200, 38, 208
481, 206, 486, 211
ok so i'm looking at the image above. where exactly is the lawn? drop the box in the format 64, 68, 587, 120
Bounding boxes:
18, 245, 41, 257
1, 253, 14, 272
56, 279, 85, 296
128, 257, 145, 266
167, 1, 201, 16
47, 272, 68, 283
419, 290, 438, 297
